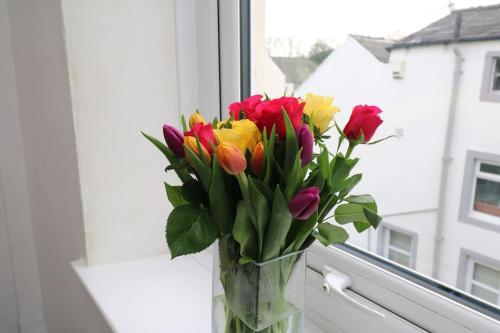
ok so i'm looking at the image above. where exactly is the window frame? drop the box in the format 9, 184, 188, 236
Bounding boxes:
457, 248, 500, 308
459, 150, 500, 232
480, 52, 500, 102
378, 225, 418, 269
221, 2, 500, 331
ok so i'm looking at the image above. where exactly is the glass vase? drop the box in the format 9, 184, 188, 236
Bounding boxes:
212, 237, 306, 333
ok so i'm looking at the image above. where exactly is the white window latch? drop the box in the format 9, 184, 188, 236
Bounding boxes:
322, 265, 385, 321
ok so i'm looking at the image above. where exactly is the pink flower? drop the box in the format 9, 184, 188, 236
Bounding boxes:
289, 187, 320, 220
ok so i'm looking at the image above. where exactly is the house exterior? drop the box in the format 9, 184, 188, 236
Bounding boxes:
297, 5, 500, 306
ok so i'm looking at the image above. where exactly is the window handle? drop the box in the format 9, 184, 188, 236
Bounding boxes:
322, 265, 386, 321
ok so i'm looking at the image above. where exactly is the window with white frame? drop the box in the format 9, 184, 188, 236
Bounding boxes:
379, 226, 416, 269
493, 58, 500, 92
481, 52, 500, 102
461, 151, 500, 229
466, 258, 500, 306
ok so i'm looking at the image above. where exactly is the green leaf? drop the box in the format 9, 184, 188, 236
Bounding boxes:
166, 205, 218, 259
184, 144, 211, 190
312, 231, 330, 247
181, 179, 208, 207
285, 210, 318, 253
248, 177, 270, 258
330, 155, 359, 192
317, 148, 331, 186
233, 201, 258, 261
262, 187, 293, 261
345, 194, 376, 205
141, 131, 190, 182
334, 199, 381, 230
284, 151, 303, 200
251, 178, 274, 203
164, 183, 188, 207
354, 221, 371, 233
334, 203, 368, 224
318, 193, 338, 222
262, 126, 276, 185
339, 174, 362, 198
209, 158, 236, 234
181, 115, 188, 132
282, 109, 299, 180
317, 223, 349, 244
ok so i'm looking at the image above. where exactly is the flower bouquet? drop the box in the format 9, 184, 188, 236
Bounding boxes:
143, 93, 385, 333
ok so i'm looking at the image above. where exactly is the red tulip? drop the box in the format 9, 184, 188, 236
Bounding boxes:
252, 97, 304, 140
289, 187, 320, 220
184, 123, 217, 154
295, 125, 313, 166
228, 95, 263, 120
343, 105, 383, 143
163, 124, 184, 158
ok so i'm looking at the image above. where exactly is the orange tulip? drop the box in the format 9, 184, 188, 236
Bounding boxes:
216, 143, 247, 175
189, 112, 205, 129
184, 136, 211, 163
251, 142, 264, 176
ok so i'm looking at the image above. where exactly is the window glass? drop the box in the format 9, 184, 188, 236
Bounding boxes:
473, 262, 500, 290
388, 249, 411, 267
480, 163, 500, 175
471, 284, 498, 304
474, 178, 500, 218
389, 229, 412, 252
249, 0, 500, 312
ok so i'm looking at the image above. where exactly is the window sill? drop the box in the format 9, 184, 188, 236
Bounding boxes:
72, 252, 325, 333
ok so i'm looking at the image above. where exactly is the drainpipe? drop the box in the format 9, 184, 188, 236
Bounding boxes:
431, 12, 464, 279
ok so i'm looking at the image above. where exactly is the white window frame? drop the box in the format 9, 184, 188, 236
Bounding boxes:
379, 225, 417, 269
218, 3, 500, 332
493, 58, 500, 92
465, 258, 500, 307
460, 150, 500, 232
480, 52, 500, 102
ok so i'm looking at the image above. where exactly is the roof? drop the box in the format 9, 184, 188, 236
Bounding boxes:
271, 57, 318, 87
391, 4, 500, 49
350, 35, 394, 63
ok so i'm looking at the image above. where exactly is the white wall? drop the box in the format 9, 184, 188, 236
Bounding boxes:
6, 0, 111, 331
0, 0, 46, 331
62, 0, 180, 265
436, 41, 500, 287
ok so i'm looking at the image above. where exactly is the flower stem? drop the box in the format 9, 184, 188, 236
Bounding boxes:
345, 141, 356, 159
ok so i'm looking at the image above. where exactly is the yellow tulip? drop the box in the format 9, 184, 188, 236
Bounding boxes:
214, 119, 261, 153
188, 112, 205, 129
184, 136, 211, 163
303, 93, 340, 134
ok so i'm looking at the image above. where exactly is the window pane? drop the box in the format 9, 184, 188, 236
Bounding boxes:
249, 0, 500, 314
388, 249, 411, 267
389, 230, 412, 252
474, 178, 500, 218
471, 284, 499, 304
480, 163, 500, 176
473, 263, 500, 289
495, 58, 500, 74
494, 75, 500, 91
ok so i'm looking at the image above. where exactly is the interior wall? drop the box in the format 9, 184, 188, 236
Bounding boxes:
0, 0, 46, 331
6, 0, 111, 332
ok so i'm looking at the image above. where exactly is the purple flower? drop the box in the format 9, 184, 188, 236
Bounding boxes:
295, 125, 313, 166
163, 124, 184, 158
289, 186, 320, 220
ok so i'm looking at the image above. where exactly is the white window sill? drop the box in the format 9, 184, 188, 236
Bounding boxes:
72, 251, 325, 333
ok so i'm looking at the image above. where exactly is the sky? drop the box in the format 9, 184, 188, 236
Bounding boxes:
265, 0, 500, 55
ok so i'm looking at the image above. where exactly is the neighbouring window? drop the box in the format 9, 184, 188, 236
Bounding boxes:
480, 52, 500, 102
379, 226, 416, 269
493, 58, 500, 91
473, 162, 500, 218
460, 151, 500, 231
467, 258, 500, 306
